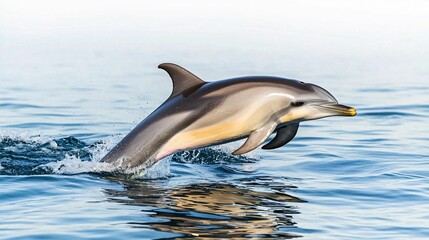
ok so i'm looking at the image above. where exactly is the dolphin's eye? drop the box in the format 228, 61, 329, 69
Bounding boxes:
291, 101, 305, 107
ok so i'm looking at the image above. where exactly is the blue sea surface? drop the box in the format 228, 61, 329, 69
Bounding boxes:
1, 1, 429, 239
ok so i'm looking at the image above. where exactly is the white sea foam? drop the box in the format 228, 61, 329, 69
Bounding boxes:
41, 154, 117, 174
0, 163, 4, 171
39, 134, 172, 179
39, 134, 122, 175
0, 130, 52, 144
126, 157, 171, 179
90, 134, 124, 162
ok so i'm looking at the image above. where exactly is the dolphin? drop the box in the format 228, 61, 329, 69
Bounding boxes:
101, 63, 356, 174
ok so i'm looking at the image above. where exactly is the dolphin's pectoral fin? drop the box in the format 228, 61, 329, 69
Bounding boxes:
262, 122, 300, 150
158, 63, 206, 98
232, 123, 277, 155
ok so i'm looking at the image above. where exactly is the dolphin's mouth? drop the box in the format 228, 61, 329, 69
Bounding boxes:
318, 103, 357, 116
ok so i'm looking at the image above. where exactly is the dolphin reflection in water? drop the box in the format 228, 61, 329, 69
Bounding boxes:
104, 176, 304, 238
101, 63, 356, 174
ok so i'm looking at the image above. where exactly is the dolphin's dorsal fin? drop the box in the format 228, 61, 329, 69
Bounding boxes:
158, 63, 205, 98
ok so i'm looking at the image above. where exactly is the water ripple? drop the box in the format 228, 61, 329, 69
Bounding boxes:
0, 103, 77, 109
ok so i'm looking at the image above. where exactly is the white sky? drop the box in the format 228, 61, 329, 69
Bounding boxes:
2, 0, 428, 40
1, 0, 428, 84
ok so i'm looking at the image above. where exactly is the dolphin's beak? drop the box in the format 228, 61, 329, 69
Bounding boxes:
317, 103, 357, 117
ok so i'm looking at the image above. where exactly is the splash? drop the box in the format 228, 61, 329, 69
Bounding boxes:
39, 154, 116, 175
0, 130, 51, 144
0, 131, 256, 179
126, 158, 172, 180
172, 140, 259, 164
0, 132, 121, 176
35, 134, 172, 178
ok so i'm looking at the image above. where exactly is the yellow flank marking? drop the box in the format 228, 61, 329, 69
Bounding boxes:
158, 119, 249, 159
279, 112, 298, 123
279, 107, 308, 123
178, 121, 244, 148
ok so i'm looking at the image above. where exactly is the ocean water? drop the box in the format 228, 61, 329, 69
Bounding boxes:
1, 1, 429, 239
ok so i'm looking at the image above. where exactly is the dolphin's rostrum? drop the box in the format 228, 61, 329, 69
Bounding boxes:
101, 63, 356, 174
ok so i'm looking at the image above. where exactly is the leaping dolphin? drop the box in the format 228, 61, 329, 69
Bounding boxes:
101, 63, 356, 174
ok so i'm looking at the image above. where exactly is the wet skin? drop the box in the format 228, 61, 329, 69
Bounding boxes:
101, 63, 356, 173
